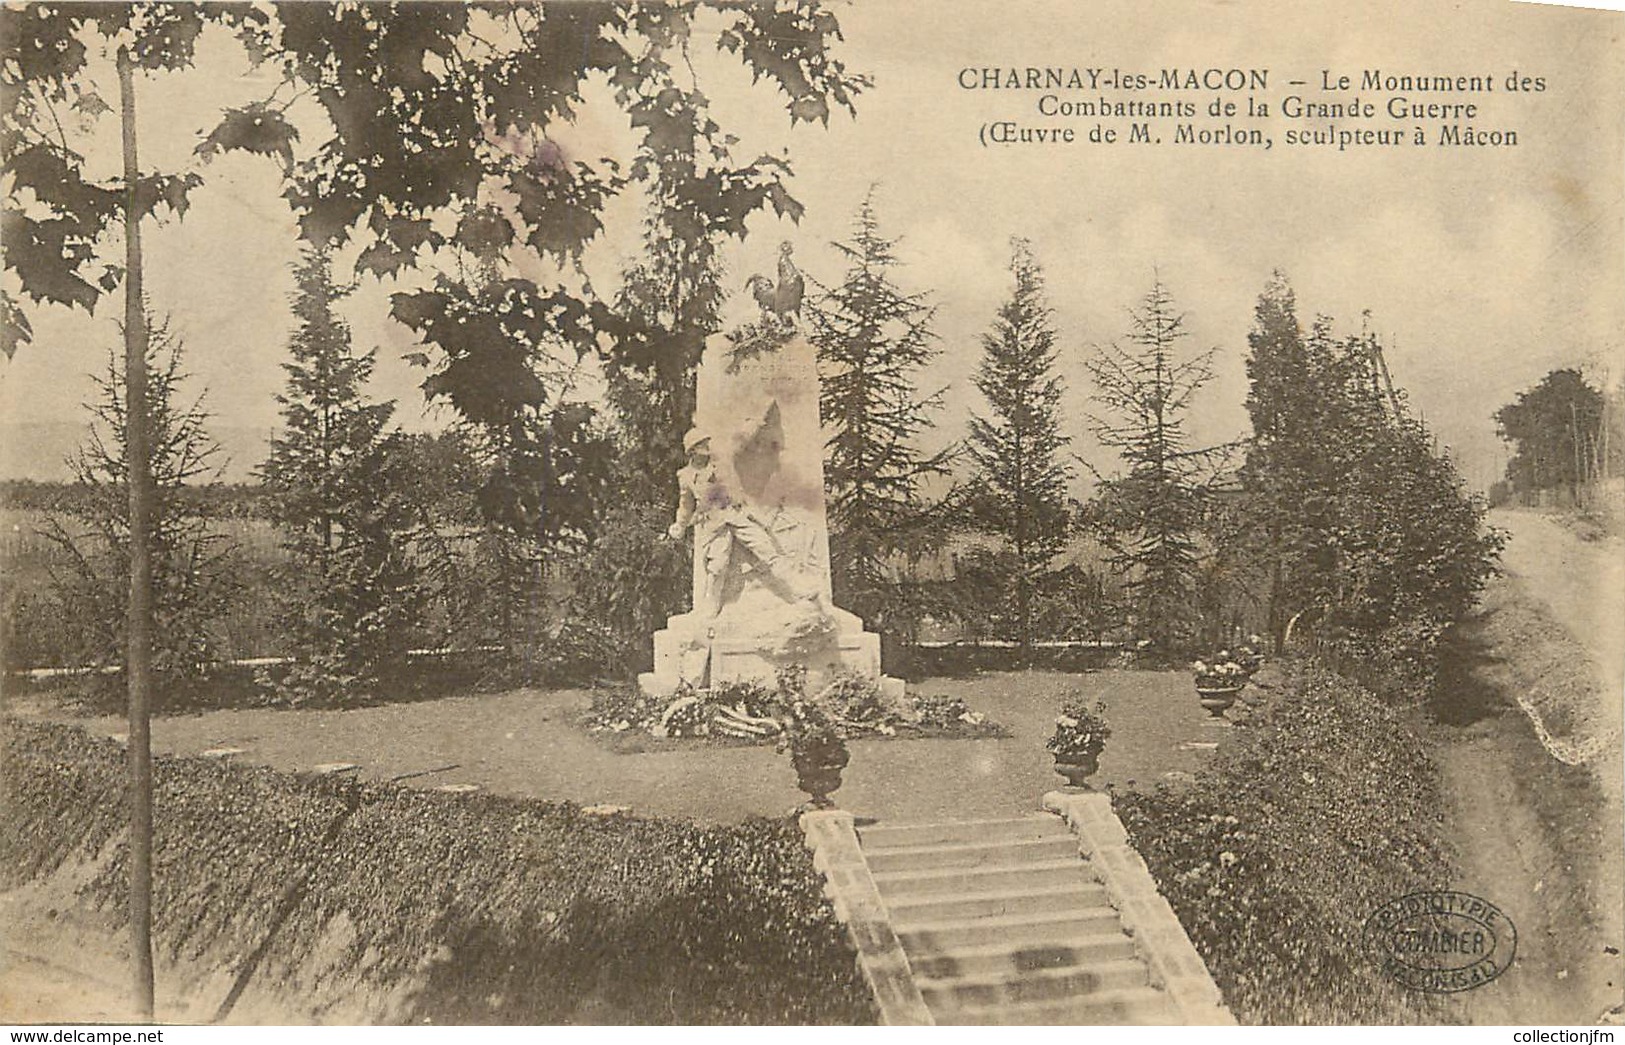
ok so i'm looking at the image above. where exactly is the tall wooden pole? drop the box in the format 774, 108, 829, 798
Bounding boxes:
1568, 405, 1577, 485
117, 45, 156, 1023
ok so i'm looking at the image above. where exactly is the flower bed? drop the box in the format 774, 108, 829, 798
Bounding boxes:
586, 672, 1004, 745
1114, 660, 1454, 1024
3, 719, 875, 1024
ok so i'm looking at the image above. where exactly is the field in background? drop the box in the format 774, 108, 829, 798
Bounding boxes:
1, 504, 575, 680
3, 506, 289, 671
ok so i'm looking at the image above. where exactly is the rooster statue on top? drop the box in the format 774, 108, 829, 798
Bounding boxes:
745, 241, 804, 327
726, 242, 804, 371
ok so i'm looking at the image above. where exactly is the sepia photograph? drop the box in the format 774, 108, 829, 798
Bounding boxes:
1, 0, 1622, 1029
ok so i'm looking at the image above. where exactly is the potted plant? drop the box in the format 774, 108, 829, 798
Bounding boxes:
1047, 697, 1111, 787
778, 694, 849, 809
1235, 635, 1265, 676
1192, 652, 1248, 717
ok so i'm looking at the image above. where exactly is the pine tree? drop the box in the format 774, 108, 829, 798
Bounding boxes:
1086, 277, 1227, 653
812, 188, 949, 633
965, 239, 1073, 649
44, 316, 237, 697
1238, 274, 1350, 648
259, 247, 420, 706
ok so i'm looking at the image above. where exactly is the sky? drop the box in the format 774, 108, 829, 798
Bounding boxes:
3, 0, 1622, 493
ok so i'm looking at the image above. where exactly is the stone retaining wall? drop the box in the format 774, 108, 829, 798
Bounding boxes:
800, 809, 933, 1026
1044, 789, 1235, 1025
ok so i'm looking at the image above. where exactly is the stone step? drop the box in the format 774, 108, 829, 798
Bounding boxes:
896, 907, 1125, 951
933, 985, 1178, 1026
906, 933, 1140, 980
872, 859, 1094, 899
859, 817, 1071, 851
864, 836, 1081, 874
917, 957, 1151, 1009
887, 882, 1110, 924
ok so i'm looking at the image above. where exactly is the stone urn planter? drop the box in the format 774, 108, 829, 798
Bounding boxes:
1195, 683, 1245, 718
1192, 654, 1249, 720
792, 743, 849, 808
1048, 696, 1111, 790
780, 693, 849, 809
1052, 750, 1100, 788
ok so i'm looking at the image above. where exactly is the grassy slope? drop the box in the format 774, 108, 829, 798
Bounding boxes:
1, 719, 875, 1025
1116, 660, 1457, 1024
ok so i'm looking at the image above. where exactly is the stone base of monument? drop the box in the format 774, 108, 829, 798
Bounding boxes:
638, 607, 905, 701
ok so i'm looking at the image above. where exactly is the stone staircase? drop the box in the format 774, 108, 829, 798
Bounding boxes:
856, 815, 1180, 1025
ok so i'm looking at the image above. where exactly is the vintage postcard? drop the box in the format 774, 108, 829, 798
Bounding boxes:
1, 0, 1621, 1031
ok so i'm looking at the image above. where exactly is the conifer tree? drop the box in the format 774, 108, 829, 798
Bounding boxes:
965, 239, 1073, 649
260, 247, 420, 706
1086, 277, 1227, 653
812, 188, 949, 632
45, 316, 236, 693
1238, 273, 1354, 647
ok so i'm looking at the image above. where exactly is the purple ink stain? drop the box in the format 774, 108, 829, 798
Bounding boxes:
480, 121, 570, 177
530, 139, 567, 174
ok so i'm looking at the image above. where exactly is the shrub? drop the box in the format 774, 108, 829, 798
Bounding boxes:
1236, 282, 1504, 696
1313, 613, 1453, 703
498, 616, 623, 689
1, 584, 78, 673
1115, 660, 1454, 1024
3, 719, 875, 1024
902, 641, 1116, 679
562, 503, 690, 677
818, 672, 905, 731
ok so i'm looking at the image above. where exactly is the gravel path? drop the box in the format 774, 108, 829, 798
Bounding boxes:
24, 669, 1223, 824
1432, 512, 1625, 1022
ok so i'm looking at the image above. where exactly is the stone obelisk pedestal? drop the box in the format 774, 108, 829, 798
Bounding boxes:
638, 332, 903, 700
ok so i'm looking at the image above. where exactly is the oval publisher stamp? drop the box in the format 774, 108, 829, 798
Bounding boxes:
1364, 890, 1517, 993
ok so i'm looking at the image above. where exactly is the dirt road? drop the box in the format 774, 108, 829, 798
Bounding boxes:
1432, 510, 1624, 1024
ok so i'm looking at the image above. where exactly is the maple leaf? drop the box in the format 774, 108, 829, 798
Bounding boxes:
196, 102, 299, 171
0, 290, 35, 359
71, 91, 112, 118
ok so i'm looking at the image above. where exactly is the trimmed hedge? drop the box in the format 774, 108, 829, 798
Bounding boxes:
9, 649, 588, 717
898, 642, 1117, 679
2, 720, 875, 1025
1114, 661, 1455, 1024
